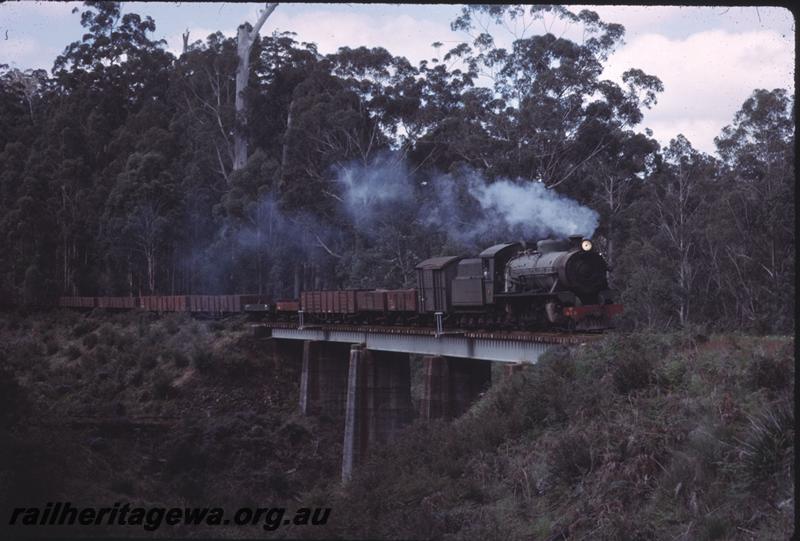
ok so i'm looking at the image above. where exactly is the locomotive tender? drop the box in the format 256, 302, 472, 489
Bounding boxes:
58, 236, 622, 331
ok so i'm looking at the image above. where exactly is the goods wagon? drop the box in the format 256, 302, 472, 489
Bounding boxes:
276, 300, 300, 312
59, 296, 97, 309
96, 296, 138, 309
386, 289, 417, 312
140, 295, 188, 312
188, 294, 269, 314
356, 290, 387, 312
300, 290, 358, 315
188, 295, 229, 313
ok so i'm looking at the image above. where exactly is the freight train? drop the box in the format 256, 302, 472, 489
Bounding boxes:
58, 236, 622, 331
58, 294, 269, 315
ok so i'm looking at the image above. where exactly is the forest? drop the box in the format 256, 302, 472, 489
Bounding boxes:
0, 3, 794, 333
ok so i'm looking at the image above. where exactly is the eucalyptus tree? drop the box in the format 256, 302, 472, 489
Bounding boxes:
171, 31, 239, 185
38, 1, 176, 296
101, 151, 181, 295
581, 130, 660, 268
233, 3, 278, 171
2, 67, 49, 126
438, 5, 663, 189
711, 88, 794, 331
652, 136, 718, 326
612, 136, 717, 329
53, 1, 174, 120
0, 64, 41, 208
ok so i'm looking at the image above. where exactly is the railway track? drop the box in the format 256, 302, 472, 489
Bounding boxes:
256, 321, 606, 345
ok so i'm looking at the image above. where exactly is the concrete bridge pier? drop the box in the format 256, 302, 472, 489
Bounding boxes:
299, 340, 350, 418
264, 337, 303, 371
419, 356, 492, 421
342, 345, 413, 481
275, 338, 304, 360
503, 362, 526, 377
366, 350, 414, 446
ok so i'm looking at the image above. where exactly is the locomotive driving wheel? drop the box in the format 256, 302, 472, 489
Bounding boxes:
545, 301, 563, 325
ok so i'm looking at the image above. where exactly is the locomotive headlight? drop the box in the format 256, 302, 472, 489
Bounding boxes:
581, 239, 593, 251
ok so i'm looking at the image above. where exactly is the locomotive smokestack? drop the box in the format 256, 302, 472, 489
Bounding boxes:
520, 239, 537, 250
568, 234, 583, 249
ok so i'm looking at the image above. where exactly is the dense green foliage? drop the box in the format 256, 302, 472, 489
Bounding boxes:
0, 310, 346, 539
0, 3, 793, 332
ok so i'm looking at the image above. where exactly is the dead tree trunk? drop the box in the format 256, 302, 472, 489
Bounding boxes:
234, 2, 278, 172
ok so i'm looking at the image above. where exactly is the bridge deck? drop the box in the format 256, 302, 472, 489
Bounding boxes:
257, 322, 604, 364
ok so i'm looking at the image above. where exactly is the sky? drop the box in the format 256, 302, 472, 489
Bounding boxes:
0, 2, 795, 156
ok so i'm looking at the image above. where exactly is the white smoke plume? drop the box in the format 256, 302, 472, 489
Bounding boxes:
335, 156, 599, 249
335, 155, 415, 229
468, 175, 599, 239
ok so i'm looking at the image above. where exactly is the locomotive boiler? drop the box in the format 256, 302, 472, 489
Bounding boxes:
499, 236, 620, 329
505, 237, 608, 299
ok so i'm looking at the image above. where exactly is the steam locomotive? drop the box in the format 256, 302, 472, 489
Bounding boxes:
58, 236, 622, 332
292, 235, 621, 331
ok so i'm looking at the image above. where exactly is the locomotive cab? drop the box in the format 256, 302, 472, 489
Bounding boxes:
477, 243, 521, 304
450, 243, 522, 308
